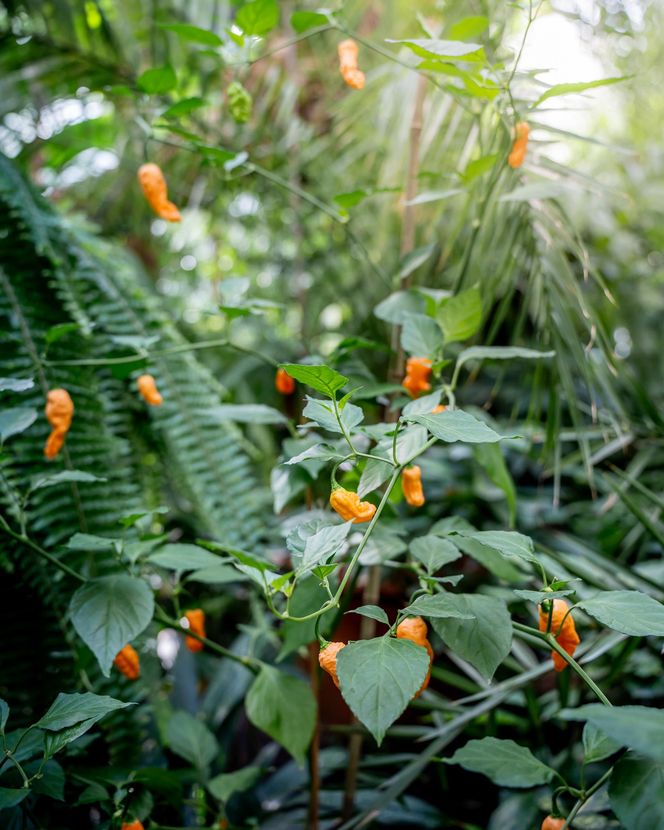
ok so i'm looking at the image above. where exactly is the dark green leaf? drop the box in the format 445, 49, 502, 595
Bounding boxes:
410, 536, 461, 573
561, 705, 664, 762
348, 605, 390, 625
0, 407, 37, 441
167, 711, 219, 771
407, 410, 504, 443
31, 470, 106, 491
446, 737, 556, 787
149, 543, 224, 571
208, 766, 261, 801
576, 591, 664, 636
609, 753, 664, 829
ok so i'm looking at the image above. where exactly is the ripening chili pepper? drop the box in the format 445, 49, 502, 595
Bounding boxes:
275, 368, 295, 395
121, 822, 144, 830
337, 39, 365, 90
538, 598, 580, 672
184, 608, 205, 652
319, 641, 346, 689
113, 644, 140, 680
396, 616, 434, 697
402, 356, 432, 398
541, 817, 565, 830
432, 404, 446, 413
44, 388, 74, 460
508, 121, 530, 169
330, 488, 376, 524
402, 465, 425, 507
137, 374, 163, 406
137, 163, 181, 222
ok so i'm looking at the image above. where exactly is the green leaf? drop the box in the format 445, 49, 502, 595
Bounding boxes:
0, 377, 33, 392
401, 313, 443, 357
289, 520, 352, 575
0, 407, 37, 441
302, 397, 363, 433
403, 592, 475, 620
374, 290, 426, 325
437, 286, 482, 343
453, 535, 524, 583
402, 391, 442, 416
513, 589, 575, 604
162, 97, 207, 118
336, 636, 430, 745
279, 364, 348, 398
66, 533, 117, 552
561, 705, 664, 762
348, 605, 390, 625
358, 456, 394, 498
137, 65, 177, 94
410, 536, 461, 573
432, 594, 512, 680
206, 404, 288, 425
187, 565, 245, 584
37, 692, 133, 731
386, 38, 482, 59
28, 759, 65, 800
609, 753, 664, 829
534, 75, 628, 106
473, 443, 516, 525
167, 711, 218, 772
462, 153, 499, 182
407, 410, 504, 443
0, 699, 8, 732
455, 345, 555, 373
457, 530, 538, 564
208, 766, 261, 802
447, 15, 489, 40
44, 322, 80, 346
245, 665, 316, 765
149, 543, 225, 571
278, 577, 336, 660
398, 243, 437, 278
0, 788, 29, 809
576, 591, 664, 636
159, 23, 223, 46
69, 575, 154, 676
446, 737, 556, 787
333, 189, 368, 209
583, 722, 622, 764
31, 470, 106, 491
290, 10, 329, 33
236, 0, 279, 36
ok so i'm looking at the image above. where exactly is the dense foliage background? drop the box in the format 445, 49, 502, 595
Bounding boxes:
1, 1, 663, 828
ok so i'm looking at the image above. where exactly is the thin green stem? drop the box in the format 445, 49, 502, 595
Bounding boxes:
155, 609, 259, 672
0, 515, 87, 583
227, 23, 336, 66
561, 765, 615, 830
333, 398, 356, 454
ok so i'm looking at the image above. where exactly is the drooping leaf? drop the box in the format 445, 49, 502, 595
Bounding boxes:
290, 10, 330, 33
69, 576, 154, 676
0, 407, 37, 441
37, 692, 133, 731
402, 592, 475, 620
302, 397, 363, 433
534, 75, 629, 107
410, 536, 461, 573
337, 636, 430, 745
583, 722, 622, 764
31, 470, 106, 491
348, 605, 390, 625
576, 591, 664, 636
437, 286, 482, 343
609, 753, 664, 829
446, 737, 556, 787
455, 345, 555, 373
205, 404, 288, 425
401, 313, 443, 357
245, 665, 316, 765
407, 410, 504, 444
386, 38, 483, 59
431, 594, 512, 680
280, 364, 348, 398
149, 543, 225, 572
167, 711, 219, 772
208, 766, 262, 802
561, 705, 664, 762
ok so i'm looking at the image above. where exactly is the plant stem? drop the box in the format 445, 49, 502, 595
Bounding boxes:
155, 609, 259, 672
512, 622, 612, 706
561, 765, 615, 830
0, 516, 87, 583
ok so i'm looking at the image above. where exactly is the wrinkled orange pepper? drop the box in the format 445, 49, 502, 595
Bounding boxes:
121, 822, 144, 830
538, 598, 580, 672
137, 374, 163, 406
541, 817, 565, 830
113, 644, 140, 680
184, 609, 206, 652
396, 616, 434, 697
402, 357, 432, 398
330, 488, 376, 524
44, 388, 74, 460
337, 39, 365, 89
508, 121, 529, 169
402, 465, 425, 507
275, 368, 295, 395
319, 641, 346, 689
138, 163, 181, 222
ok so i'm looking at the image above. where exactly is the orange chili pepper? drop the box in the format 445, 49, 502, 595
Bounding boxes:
113, 644, 140, 680
508, 121, 529, 169
137, 374, 163, 406
396, 616, 433, 697
337, 39, 365, 89
121, 822, 144, 830
432, 404, 446, 413
402, 465, 425, 507
319, 641, 346, 689
402, 357, 432, 398
538, 599, 580, 672
184, 609, 206, 652
44, 388, 74, 460
330, 488, 376, 524
138, 162, 181, 222
275, 368, 295, 395
541, 817, 565, 830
